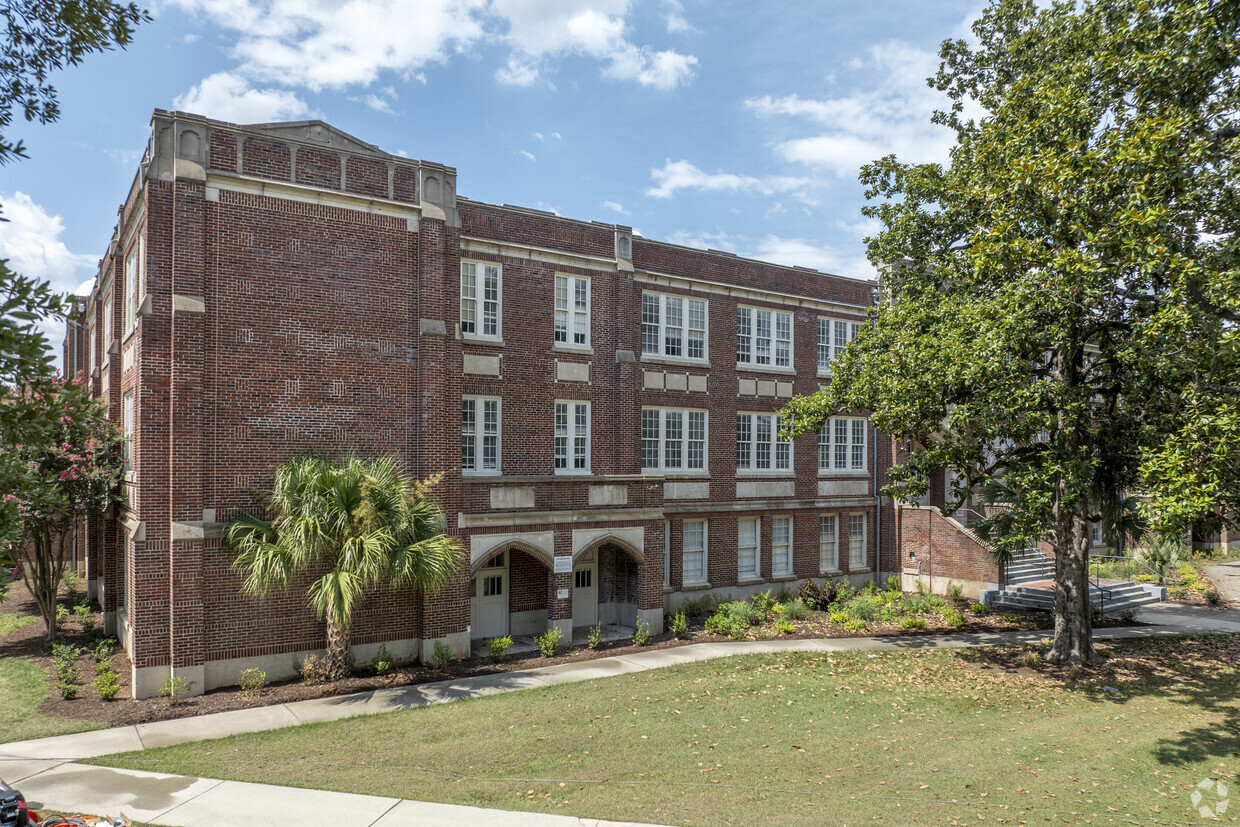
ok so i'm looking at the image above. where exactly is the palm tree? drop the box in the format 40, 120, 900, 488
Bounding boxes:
225, 455, 462, 681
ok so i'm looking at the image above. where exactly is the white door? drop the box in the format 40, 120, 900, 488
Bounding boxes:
471, 554, 508, 639
573, 563, 597, 628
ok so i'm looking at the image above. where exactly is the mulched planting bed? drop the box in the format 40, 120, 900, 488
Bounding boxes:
1, 582, 1139, 732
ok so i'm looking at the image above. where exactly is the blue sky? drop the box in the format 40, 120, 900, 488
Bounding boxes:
0, 0, 981, 358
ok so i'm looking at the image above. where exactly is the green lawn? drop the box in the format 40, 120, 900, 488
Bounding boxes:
0, 612, 34, 638
92, 636, 1240, 825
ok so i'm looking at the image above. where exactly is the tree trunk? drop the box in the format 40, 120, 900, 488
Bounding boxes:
1048, 506, 1099, 665
324, 611, 352, 681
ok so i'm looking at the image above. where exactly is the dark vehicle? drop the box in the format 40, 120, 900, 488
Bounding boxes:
0, 779, 33, 827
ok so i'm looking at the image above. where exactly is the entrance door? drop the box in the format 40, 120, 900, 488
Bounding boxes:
573, 562, 598, 628
471, 553, 508, 639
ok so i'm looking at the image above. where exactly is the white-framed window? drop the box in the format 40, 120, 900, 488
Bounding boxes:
683, 519, 707, 584
641, 408, 707, 473
124, 235, 144, 334
738, 517, 760, 579
462, 396, 501, 475
772, 516, 793, 576
555, 274, 590, 347
461, 261, 501, 339
736, 413, 791, 472
820, 515, 838, 572
122, 389, 135, 469
849, 513, 867, 569
554, 400, 590, 474
818, 417, 868, 473
102, 295, 112, 351
641, 292, 707, 360
737, 306, 793, 368
89, 324, 96, 373
1093, 523, 1103, 545
818, 318, 860, 373
663, 520, 671, 588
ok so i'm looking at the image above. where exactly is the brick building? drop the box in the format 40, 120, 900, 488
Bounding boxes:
65, 110, 932, 698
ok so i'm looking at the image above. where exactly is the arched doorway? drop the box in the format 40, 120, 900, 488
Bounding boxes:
469, 544, 553, 639
574, 538, 643, 629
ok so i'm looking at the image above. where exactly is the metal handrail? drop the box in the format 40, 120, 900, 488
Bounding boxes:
1088, 553, 1163, 585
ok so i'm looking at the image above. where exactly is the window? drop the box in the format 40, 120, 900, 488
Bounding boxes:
122, 390, 135, 469
1093, 523, 1103, 545
683, 519, 707, 584
641, 408, 707, 472
462, 396, 500, 474
641, 292, 707, 360
849, 513, 867, 568
738, 517, 760, 579
124, 235, 144, 334
736, 413, 791, 472
555, 274, 590, 347
818, 318, 861, 373
663, 520, 671, 588
461, 261, 501, 338
102, 296, 112, 351
737, 306, 792, 368
89, 324, 96, 373
772, 516, 792, 576
818, 417, 868, 473
820, 515, 838, 572
554, 401, 590, 473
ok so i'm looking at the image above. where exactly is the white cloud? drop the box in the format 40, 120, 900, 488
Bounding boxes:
174, 71, 311, 123
752, 234, 873, 278
601, 200, 629, 215
551, 131, 562, 140
744, 40, 973, 177
518, 149, 536, 161
491, 0, 697, 90
646, 159, 809, 200
661, 0, 691, 33
0, 192, 100, 365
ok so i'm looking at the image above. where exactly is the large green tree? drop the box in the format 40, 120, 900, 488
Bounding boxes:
0, 0, 147, 546
784, 0, 1240, 665
226, 456, 464, 680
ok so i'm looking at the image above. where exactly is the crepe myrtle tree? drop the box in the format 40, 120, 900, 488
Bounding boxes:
226, 456, 464, 681
783, 0, 1240, 665
3, 376, 125, 639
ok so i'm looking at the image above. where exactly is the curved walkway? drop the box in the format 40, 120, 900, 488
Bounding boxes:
5, 610, 1240, 827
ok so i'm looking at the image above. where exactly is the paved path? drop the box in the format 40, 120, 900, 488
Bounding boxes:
1201, 559, 1240, 605
3, 613, 1239, 826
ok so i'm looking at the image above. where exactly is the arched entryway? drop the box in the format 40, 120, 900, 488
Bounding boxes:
573, 538, 643, 630
469, 543, 553, 640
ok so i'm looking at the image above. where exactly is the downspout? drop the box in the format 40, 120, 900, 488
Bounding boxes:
872, 424, 880, 590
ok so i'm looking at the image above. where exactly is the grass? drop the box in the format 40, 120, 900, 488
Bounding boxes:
89, 635, 1240, 825
0, 612, 35, 638
0, 657, 104, 744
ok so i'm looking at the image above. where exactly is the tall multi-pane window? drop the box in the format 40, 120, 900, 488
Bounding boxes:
818, 417, 868, 472
683, 519, 707, 584
462, 397, 501, 474
738, 517, 760, 579
737, 306, 792, 368
554, 401, 590, 473
641, 408, 707, 472
849, 513, 867, 568
124, 236, 143, 334
461, 261, 501, 338
820, 515, 838, 571
641, 292, 707, 360
818, 318, 861, 372
102, 296, 112, 350
772, 516, 792, 575
554, 274, 590, 347
736, 413, 791, 471
122, 390, 135, 470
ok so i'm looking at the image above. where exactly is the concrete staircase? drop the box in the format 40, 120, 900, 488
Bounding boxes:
989, 548, 1165, 614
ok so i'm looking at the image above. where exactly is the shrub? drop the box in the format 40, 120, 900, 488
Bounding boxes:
774, 617, 795, 635
1135, 536, 1186, 580
774, 587, 795, 605
948, 584, 964, 604
1205, 589, 1222, 606
680, 594, 720, 619
300, 654, 330, 684
669, 610, 689, 639
1168, 585, 1188, 600
750, 590, 776, 620
969, 603, 990, 616
61, 570, 80, 597
915, 579, 928, 596
54, 603, 69, 628
879, 589, 901, 605
432, 640, 453, 670
902, 594, 930, 615
782, 599, 807, 621
900, 616, 926, 630
828, 610, 849, 625
633, 618, 651, 646
535, 627, 563, 658
927, 595, 948, 610
798, 579, 840, 611
239, 667, 266, 697
1118, 608, 1137, 623
56, 674, 82, 699
1022, 651, 1041, 668
587, 623, 604, 649
999, 612, 1019, 623
705, 602, 752, 639
942, 608, 966, 628
885, 574, 901, 593
843, 617, 868, 631
93, 668, 120, 701
372, 644, 395, 675
160, 675, 193, 704
877, 604, 900, 623
844, 595, 877, 622
862, 581, 878, 595
51, 641, 81, 669
90, 637, 117, 665
487, 635, 513, 663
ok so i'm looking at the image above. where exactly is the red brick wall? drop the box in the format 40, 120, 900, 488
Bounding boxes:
898, 507, 1000, 585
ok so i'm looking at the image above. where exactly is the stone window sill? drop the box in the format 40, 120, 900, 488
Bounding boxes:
736, 362, 795, 376
461, 335, 505, 348
820, 568, 843, 577
640, 354, 710, 369
737, 576, 765, 586
554, 344, 594, 356
770, 573, 797, 582
736, 471, 795, 478
681, 581, 712, 591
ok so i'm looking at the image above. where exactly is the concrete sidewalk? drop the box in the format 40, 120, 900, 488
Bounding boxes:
4, 610, 1239, 827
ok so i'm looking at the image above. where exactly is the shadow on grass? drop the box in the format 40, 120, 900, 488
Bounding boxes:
955, 633, 1240, 767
